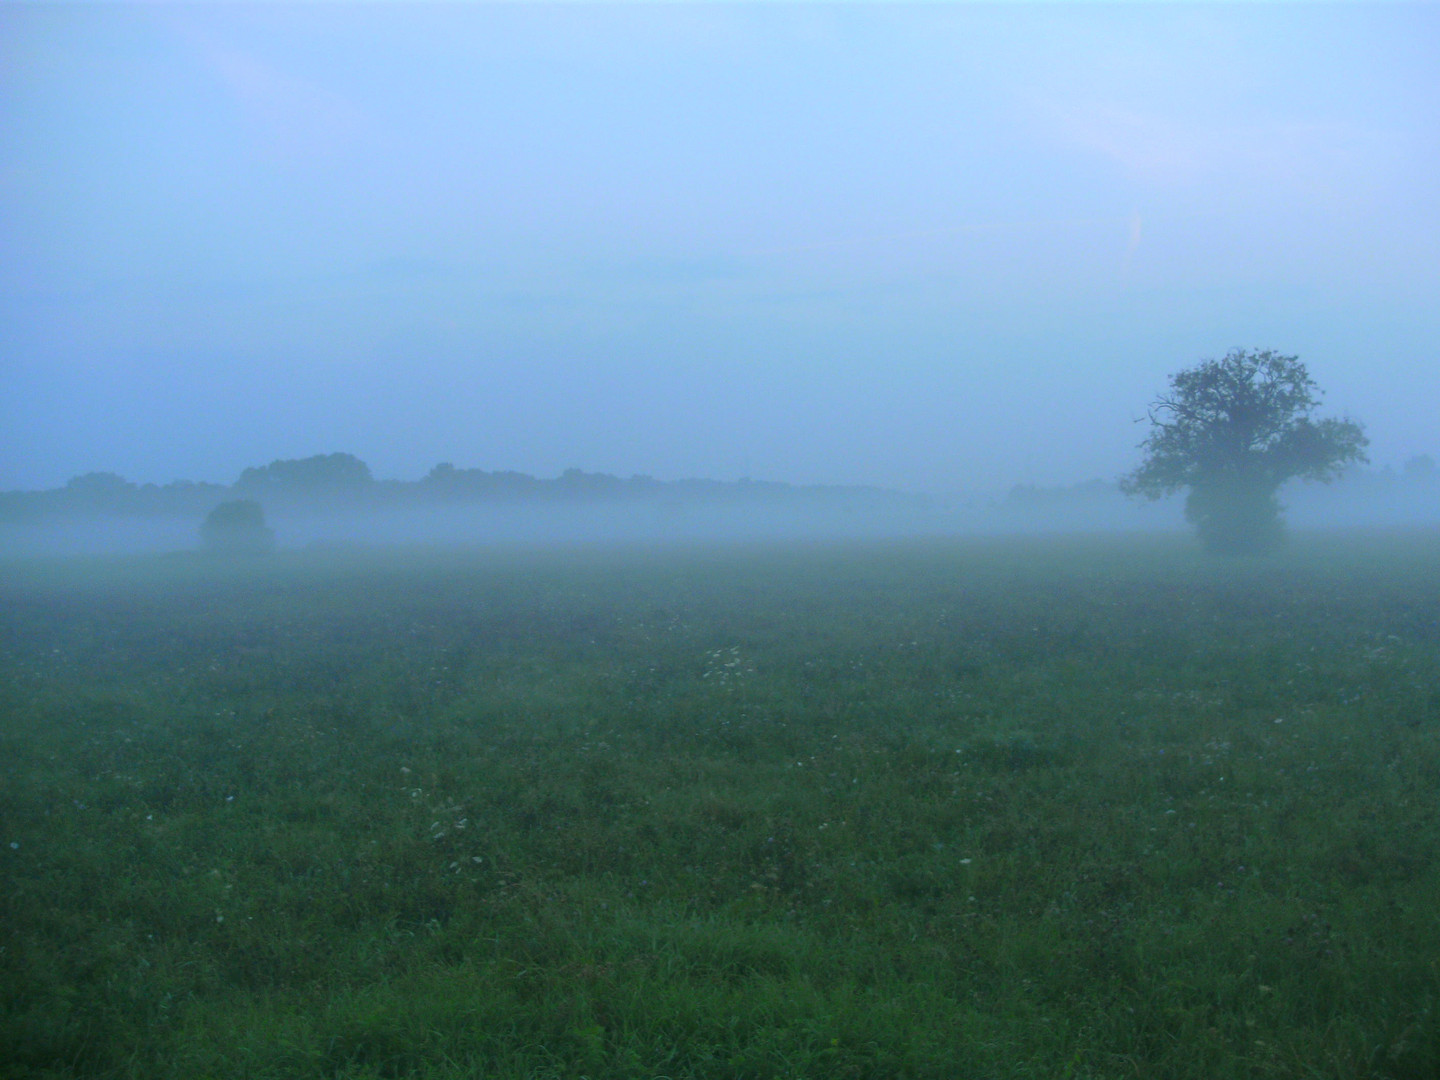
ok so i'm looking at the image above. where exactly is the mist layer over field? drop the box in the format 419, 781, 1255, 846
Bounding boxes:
4, 468, 1437, 558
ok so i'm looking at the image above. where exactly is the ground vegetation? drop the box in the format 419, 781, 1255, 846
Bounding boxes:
2, 535, 1437, 1078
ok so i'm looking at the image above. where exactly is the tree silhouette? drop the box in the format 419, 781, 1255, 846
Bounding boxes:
1121, 349, 1368, 554
235, 453, 373, 491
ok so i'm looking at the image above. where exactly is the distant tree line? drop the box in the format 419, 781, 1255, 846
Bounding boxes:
0, 453, 925, 523
236, 452, 374, 491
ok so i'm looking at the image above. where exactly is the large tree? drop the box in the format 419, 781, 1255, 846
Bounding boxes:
1121, 349, 1368, 554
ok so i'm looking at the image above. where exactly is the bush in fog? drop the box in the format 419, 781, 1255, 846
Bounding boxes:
1121, 349, 1368, 554
200, 499, 275, 554
1403, 454, 1436, 483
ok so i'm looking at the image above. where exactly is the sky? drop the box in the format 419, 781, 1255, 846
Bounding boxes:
2, 2, 1437, 494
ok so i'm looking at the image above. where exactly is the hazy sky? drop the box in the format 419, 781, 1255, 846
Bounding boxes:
3, 2, 1437, 493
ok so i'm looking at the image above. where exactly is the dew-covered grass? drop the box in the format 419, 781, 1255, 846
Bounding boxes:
2, 532, 1438, 1078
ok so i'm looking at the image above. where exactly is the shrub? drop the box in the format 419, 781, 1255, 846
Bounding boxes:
200, 499, 276, 554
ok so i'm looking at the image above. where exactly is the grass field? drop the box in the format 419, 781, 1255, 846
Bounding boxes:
2, 532, 1438, 1079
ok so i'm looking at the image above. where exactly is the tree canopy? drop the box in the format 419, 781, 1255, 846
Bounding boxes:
236, 452, 373, 491
1121, 349, 1367, 553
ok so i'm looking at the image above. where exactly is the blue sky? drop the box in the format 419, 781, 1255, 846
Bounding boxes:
2, 2, 1436, 492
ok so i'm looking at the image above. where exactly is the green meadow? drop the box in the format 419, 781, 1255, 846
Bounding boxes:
2, 533, 1437, 1079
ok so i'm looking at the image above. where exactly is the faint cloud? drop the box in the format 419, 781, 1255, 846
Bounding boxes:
172, 20, 372, 165
1122, 209, 1142, 275
1058, 103, 1203, 183
591, 255, 754, 285
361, 257, 479, 283
749, 217, 1124, 258
1050, 98, 1404, 203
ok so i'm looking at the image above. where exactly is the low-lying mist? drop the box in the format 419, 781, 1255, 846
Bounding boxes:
1, 471, 1435, 559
